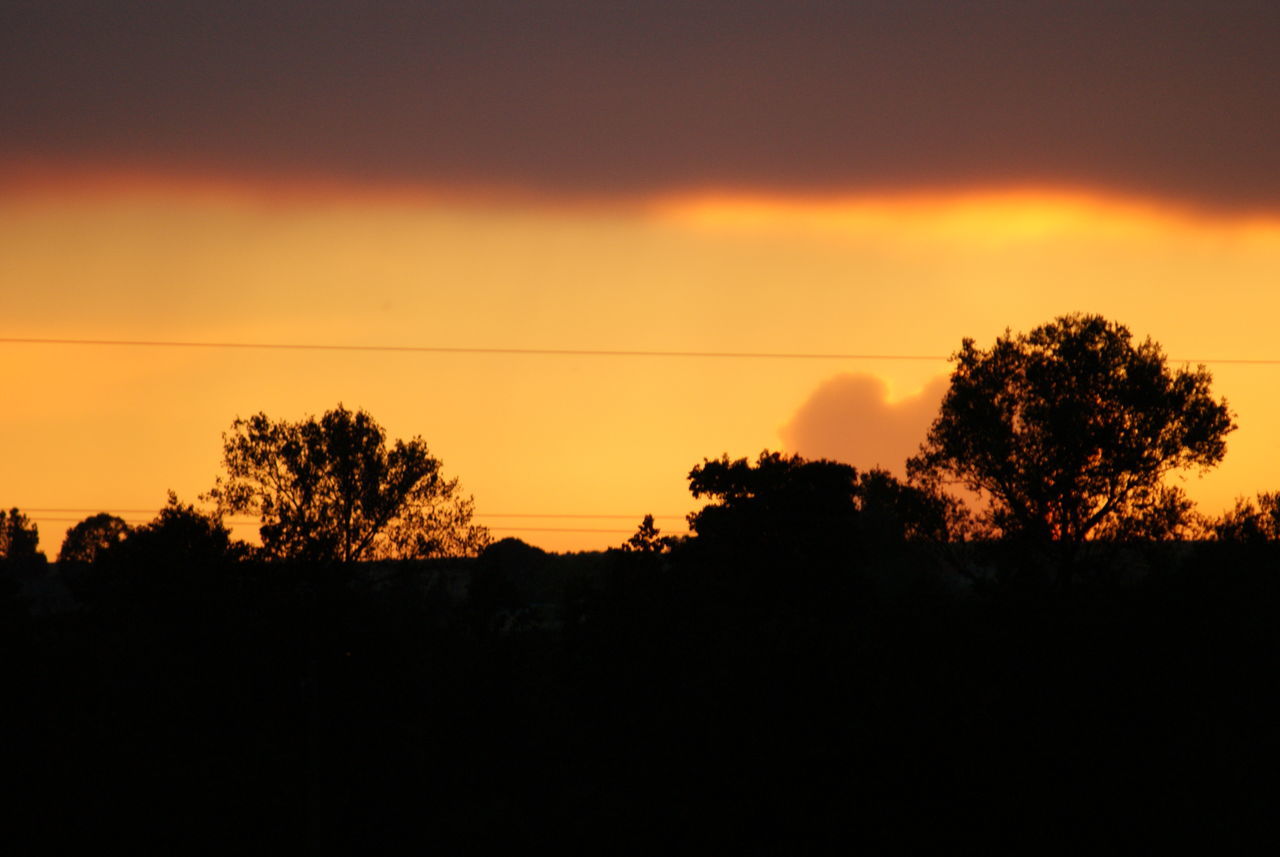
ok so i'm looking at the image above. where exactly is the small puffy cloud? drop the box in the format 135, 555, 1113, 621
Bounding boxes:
780, 374, 949, 477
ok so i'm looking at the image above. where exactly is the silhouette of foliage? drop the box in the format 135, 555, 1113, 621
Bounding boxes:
73, 493, 244, 604
57, 513, 132, 564
688, 451, 955, 546
206, 405, 488, 561
621, 514, 678, 553
1093, 484, 1201, 541
471, 537, 552, 619
908, 314, 1234, 544
0, 507, 45, 565
0, 507, 44, 628
109, 492, 242, 568
1210, 491, 1280, 542
688, 451, 860, 548
480, 536, 546, 564
854, 466, 968, 544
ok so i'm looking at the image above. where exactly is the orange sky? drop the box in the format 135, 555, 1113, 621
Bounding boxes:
5, 174, 1280, 554
5, 4, 1278, 554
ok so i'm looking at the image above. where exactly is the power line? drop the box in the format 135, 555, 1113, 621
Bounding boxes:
25, 508, 247, 516
27, 517, 154, 524
29, 516, 653, 535
5, 335, 1279, 365
24, 511, 690, 538
0, 336, 943, 361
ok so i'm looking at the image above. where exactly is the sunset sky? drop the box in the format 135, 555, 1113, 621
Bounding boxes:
4, 1, 1280, 553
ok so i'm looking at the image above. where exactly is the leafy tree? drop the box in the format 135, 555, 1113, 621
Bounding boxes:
119, 492, 241, 566
57, 513, 132, 564
206, 405, 489, 561
0, 509, 46, 628
688, 451, 860, 548
0, 507, 45, 565
74, 495, 244, 607
1210, 492, 1280, 542
854, 467, 967, 545
621, 515, 679, 553
907, 314, 1235, 544
686, 451, 951, 556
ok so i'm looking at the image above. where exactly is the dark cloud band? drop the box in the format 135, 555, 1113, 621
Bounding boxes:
4, 1, 1278, 210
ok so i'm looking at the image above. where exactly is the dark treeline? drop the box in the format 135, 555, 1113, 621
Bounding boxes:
5, 532, 1280, 851
5, 313, 1280, 850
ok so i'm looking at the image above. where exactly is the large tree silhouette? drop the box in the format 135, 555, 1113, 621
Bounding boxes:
206, 405, 488, 561
908, 314, 1234, 544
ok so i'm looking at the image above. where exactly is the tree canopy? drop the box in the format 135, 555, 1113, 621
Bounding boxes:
119, 493, 242, 567
206, 405, 489, 561
687, 451, 954, 557
58, 513, 131, 564
1210, 492, 1280, 542
619, 514, 687, 554
907, 314, 1235, 544
0, 507, 44, 565
688, 451, 860, 546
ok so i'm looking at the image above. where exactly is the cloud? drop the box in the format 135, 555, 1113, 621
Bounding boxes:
780, 374, 949, 477
3, 2, 1279, 212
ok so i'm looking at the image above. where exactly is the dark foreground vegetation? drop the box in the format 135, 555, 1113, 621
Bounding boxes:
5, 539, 1280, 852
5, 314, 1279, 850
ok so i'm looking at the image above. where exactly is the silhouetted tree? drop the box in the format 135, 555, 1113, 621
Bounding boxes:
855, 467, 967, 545
57, 513, 132, 564
621, 514, 678, 553
206, 405, 488, 561
688, 451, 860, 550
0, 507, 44, 624
1210, 491, 1280, 542
73, 494, 243, 604
108, 492, 242, 568
1093, 484, 1200, 541
0, 507, 43, 562
472, 537, 550, 616
908, 314, 1234, 544
687, 452, 953, 552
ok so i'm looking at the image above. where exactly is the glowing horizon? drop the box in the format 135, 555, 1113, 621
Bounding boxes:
6, 172, 1280, 554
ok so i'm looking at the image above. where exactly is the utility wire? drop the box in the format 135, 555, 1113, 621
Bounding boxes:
29, 516, 646, 535
25, 510, 689, 537
5, 335, 1279, 365
0, 336, 943, 361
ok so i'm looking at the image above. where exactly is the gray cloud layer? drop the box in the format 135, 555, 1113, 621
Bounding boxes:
4, 1, 1279, 210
